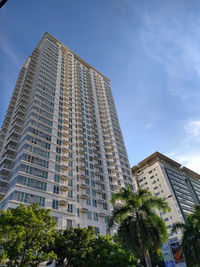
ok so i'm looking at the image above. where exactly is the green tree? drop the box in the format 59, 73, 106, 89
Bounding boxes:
0, 203, 57, 266
172, 205, 200, 266
51, 227, 95, 267
108, 187, 170, 267
50, 227, 136, 267
89, 233, 136, 267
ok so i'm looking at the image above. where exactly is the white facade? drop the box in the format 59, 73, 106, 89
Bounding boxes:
131, 152, 200, 240
0, 33, 135, 235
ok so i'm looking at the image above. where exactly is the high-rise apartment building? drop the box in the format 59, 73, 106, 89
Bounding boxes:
132, 152, 200, 239
0, 32, 134, 234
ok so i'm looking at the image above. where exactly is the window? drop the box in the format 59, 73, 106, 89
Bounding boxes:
67, 219, 73, 228
38, 197, 45, 207
68, 190, 73, 198
93, 212, 98, 221
77, 208, 80, 217
52, 200, 59, 210
92, 189, 96, 196
103, 203, 107, 210
104, 216, 108, 223
56, 155, 61, 162
53, 185, 59, 194
86, 188, 90, 195
68, 180, 73, 187
87, 210, 92, 220
86, 198, 91, 205
85, 179, 90, 185
54, 175, 60, 183
68, 170, 73, 177
91, 180, 95, 187
110, 184, 114, 191
68, 204, 73, 213
55, 165, 60, 172
92, 199, 97, 207
19, 192, 28, 203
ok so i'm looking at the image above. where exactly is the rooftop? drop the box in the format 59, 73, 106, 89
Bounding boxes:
131, 151, 200, 181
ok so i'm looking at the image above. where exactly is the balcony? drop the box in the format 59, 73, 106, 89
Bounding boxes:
61, 165, 69, 171
0, 190, 5, 200
80, 184, 87, 189
78, 136, 83, 141
60, 185, 69, 191
61, 175, 69, 181
114, 184, 120, 189
63, 118, 69, 124
0, 175, 9, 184
97, 199, 104, 204
61, 146, 69, 152
80, 194, 87, 199
62, 155, 69, 161
79, 165, 86, 171
96, 189, 103, 194
62, 132, 69, 137
1, 154, 15, 164
79, 156, 85, 162
80, 208, 88, 213
99, 212, 105, 217
63, 125, 69, 131
80, 174, 86, 180
6, 136, 19, 145
10, 127, 21, 137
0, 164, 12, 174
59, 199, 68, 206
79, 142, 84, 148
79, 149, 85, 155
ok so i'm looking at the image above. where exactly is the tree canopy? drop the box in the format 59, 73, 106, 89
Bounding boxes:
0, 203, 57, 266
49, 227, 136, 267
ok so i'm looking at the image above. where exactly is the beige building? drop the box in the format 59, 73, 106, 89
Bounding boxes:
0, 32, 135, 235
132, 152, 200, 239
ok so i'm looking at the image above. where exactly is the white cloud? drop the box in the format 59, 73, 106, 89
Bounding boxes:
138, 1, 200, 100
185, 120, 200, 138
167, 119, 200, 173
0, 34, 21, 69
168, 152, 200, 174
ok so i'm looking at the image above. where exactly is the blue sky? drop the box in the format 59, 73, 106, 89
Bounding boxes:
1, 0, 200, 172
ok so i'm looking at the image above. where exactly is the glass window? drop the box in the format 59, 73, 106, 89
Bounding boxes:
68, 204, 73, 213
52, 200, 59, 210
53, 185, 59, 194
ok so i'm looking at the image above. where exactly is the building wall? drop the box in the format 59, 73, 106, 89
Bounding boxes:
0, 33, 135, 235
133, 159, 185, 240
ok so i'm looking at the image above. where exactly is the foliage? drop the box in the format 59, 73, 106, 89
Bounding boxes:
50, 227, 95, 267
49, 227, 136, 267
89, 233, 136, 267
108, 187, 170, 267
0, 203, 57, 266
172, 205, 200, 266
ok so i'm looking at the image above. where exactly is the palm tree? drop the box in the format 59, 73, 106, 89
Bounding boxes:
108, 187, 170, 267
172, 205, 200, 266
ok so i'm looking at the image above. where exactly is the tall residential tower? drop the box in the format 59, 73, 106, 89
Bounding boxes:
0, 33, 134, 234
